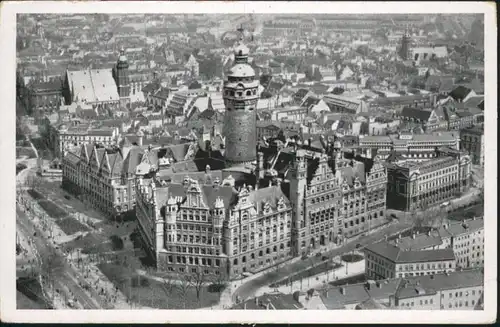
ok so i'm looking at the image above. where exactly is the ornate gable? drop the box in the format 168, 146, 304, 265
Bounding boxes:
81, 144, 90, 163
186, 179, 207, 208
101, 152, 111, 172
89, 147, 100, 170
262, 201, 272, 215
277, 196, 286, 210
354, 176, 362, 189
342, 178, 350, 192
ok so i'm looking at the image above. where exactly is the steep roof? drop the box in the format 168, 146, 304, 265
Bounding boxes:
395, 269, 484, 300
66, 69, 119, 103
400, 107, 433, 122
449, 85, 473, 102
391, 233, 443, 251
365, 241, 455, 264
156, 181, 237, 210
232, 293, 303, 310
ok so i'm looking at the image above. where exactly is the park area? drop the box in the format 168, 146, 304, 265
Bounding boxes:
340, 253, 364, 263
448, 202, 484, 221
27, 189, 90, 235
329, 273, 366, 287
16, 147, 37, 159
269, 260, 343, 288
97, 263, 221, 309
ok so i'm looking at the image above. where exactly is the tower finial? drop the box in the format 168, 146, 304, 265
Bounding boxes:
237, 24, 244, 34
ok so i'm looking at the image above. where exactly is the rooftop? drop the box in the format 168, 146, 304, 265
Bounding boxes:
365, 241, 455, 264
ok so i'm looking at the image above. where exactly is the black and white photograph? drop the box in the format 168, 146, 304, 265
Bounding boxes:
0, 1, 496, 324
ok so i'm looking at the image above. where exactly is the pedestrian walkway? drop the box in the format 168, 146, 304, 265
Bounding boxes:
256, 260, 365, 296
71, 260, 133, 309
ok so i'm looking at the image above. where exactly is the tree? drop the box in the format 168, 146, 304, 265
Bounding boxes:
331, 87, 345, 95
187, 270, 208, 305
312, 67, 323, 82
160, 274, 176, 309
26, 174, 42, 191
210, 264, 229, 296
175, 273, 191, 309
39, 247, 63, 302
410, 205, 446, 230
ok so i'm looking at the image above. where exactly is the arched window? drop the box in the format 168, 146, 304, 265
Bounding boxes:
259, 250, 263, 257
280, 243, 284, 250
242, 256, 246, 263
266, 248, 270, 254
233, 258, 238, 265
374, 212, 378, 218
246, 90, 252, 96
251, 253, 255, 259
273, 246, 277, 252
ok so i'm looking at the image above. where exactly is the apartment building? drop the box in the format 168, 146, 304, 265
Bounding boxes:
385, 152, 472, 211
358, 131, 460, 161
62, 144, 142, 220
460, 125, 484, 166
288, 150, 388, 256
364, 241, 456, 280
316, 269, 483, 310
390, 269, 484, 310
56, 123, 119, 158
436, 218, 484, 268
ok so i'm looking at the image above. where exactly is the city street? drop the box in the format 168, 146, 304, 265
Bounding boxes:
231, 220, 412, 303
16, 205, 102, 309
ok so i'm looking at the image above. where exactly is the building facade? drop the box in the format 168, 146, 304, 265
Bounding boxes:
61, 144, 143, 220
391, 270, 483, 310
135, 176, 294, 278
437, 217, 484, 269
288, 150, 389, 256
359, 132, 460, 161
364, 241, 456, 280
386, 152, 472, 211
460, 126, 484, 166
55, 123, 119, 158
27, 79, 63, 115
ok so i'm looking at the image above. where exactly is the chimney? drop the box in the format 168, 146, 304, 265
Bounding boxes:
427, 230, 431, 236
255, 297, 259, 306
376, 281, 381, 288
412, 233, 416, 240
398, 233, 402, 239
340, 287, 346, 295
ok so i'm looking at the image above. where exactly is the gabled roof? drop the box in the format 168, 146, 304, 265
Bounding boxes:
66, 69, 119, 103
365, 241, 455, 264
232, 293, 303, 310
449, 85, 473, 101
391, 233, 443, 251
399, 107, 433, 122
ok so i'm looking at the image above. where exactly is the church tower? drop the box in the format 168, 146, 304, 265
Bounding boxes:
399, 26, 412, 61
114, 47, 131, 106
222, 26, 259, 167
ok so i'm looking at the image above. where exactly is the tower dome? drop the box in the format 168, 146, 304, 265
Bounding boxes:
234, 42, 249, 64
222, 25, 259, 167
118, 47, 128, 64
